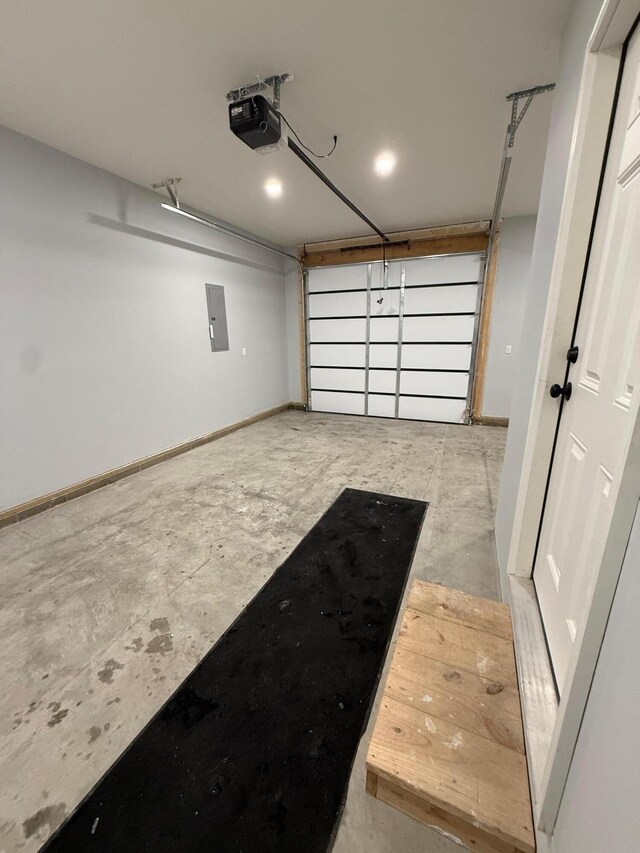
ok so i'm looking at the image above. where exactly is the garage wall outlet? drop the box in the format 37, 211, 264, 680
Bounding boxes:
505, 345, 512, 353
242, 347, 247, 356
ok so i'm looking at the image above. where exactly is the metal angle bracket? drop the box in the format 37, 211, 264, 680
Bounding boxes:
505, 83, 555, 148
489, 81, 556, 250
152, 177, 182, 208
225, 73, 294, 109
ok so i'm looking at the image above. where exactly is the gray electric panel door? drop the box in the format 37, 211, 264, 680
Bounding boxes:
205, 284, 229, 352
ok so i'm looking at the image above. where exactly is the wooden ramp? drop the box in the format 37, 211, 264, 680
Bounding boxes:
366, 580, 534, 853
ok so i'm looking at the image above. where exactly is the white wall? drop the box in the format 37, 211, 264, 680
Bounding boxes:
482, 215, 537, 419
0, 126, 289, 511
494, 0, 605, 579
551, 504, 640, 852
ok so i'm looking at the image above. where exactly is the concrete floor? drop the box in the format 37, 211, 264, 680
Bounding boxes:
0, 410, 506, 852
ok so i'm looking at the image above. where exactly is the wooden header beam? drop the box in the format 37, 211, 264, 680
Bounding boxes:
300, 222, 490, 268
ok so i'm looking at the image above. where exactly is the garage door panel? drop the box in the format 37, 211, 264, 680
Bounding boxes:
309, 318, 365, 343
370, 291, 401, 315
403, 254, 482, 286
311, 390, 364, 415
369, 344, 398, 368
400, 371, 469, 397
310, 368, 365, 392
307, 253, 481, 424
370, 260, 403, 290
403, 315, 475, 343
402, 344, 472, 370
403, 284, 477, 314
308, 290, 367, 317
399, 396, 467, 423
309, 344, 366, 367
370, 316, 400, 342
368, 394, 396, 418
369, 370, 397, 394
307, 265, 368, 293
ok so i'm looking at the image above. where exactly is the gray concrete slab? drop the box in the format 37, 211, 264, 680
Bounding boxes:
0, 411, 506, 852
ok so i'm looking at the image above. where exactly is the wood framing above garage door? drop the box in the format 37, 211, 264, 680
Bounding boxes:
305, 252, 485, 424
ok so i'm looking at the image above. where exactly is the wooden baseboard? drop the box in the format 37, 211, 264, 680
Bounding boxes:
473, 415, 509, 427
0, 403, 302, 529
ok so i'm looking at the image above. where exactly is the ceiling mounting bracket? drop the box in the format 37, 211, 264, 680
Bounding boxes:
489, 83, 556, 234
152, 177, 182, 208
225, 73, 294, 110
505, 83, 556, 148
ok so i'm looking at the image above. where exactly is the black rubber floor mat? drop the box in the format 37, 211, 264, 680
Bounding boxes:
43, 488, 427, 852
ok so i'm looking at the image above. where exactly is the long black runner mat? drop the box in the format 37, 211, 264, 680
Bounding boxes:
43, 488, 427, 852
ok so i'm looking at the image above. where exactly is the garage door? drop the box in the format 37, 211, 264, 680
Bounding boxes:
305, 252, 484, 423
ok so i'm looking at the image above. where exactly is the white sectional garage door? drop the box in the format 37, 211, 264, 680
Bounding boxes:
306, 253, 484, 423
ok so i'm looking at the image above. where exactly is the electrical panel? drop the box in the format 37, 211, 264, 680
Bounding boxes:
205, 284, 229, 352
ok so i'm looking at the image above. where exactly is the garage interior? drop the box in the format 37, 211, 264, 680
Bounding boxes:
1, 1, 639, 852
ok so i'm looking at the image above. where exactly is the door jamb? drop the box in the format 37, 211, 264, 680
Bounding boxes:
505, 0, 640, 836
471, 225, 501, 419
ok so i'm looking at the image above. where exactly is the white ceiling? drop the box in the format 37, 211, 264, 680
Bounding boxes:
0, 0, 571, 246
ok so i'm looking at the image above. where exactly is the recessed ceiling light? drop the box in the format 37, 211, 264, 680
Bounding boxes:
264, 178, 283, 199
374, 151, 396, 177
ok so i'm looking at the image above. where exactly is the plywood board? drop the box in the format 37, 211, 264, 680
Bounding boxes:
372, 774, 518, 853
385, 644, 524, 753
368, 696, 533, 851
397, 608, 517, 686
407, 579, 513, 640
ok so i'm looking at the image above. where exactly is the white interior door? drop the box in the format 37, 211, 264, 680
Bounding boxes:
534, 26, 640, 694
306, 253, 483, 424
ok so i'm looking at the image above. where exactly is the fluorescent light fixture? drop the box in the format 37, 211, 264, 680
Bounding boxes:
264, 178, 283, 199
374, 151, 396, 177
